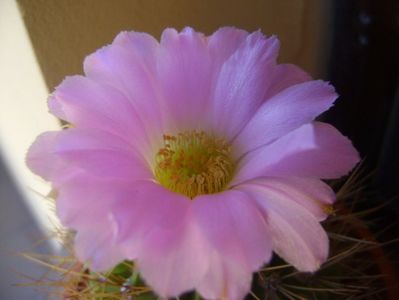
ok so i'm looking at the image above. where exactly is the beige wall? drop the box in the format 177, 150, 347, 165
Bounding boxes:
18, 0, 331, 91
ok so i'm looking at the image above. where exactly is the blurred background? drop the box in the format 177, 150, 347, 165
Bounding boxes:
0, 0, 398, 299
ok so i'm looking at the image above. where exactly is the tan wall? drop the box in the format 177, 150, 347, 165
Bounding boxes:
17, 0, 331, 90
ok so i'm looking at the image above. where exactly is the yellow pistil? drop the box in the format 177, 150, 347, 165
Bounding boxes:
154, 131, 234, 199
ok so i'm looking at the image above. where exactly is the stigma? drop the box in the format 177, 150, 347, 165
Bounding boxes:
154, 131, 234, 199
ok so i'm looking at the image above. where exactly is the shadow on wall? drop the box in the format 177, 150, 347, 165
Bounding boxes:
0, 154, 55, 300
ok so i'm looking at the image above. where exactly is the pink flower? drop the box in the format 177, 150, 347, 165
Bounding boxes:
27, 27, 359, 299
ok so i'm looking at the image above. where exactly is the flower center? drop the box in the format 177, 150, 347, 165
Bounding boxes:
154, 131, 234, 199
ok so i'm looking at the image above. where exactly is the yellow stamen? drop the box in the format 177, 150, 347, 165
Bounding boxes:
154, 131, 234, 199
322, 204, 335, 216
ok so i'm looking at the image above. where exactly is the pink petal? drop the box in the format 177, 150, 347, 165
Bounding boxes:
137, 212, 210, 297
196, 251, 225, 299
276, 177, 336, 205
110, 181, 209, 296
189, 189, 273, 299
193, 189, 272, 271
54, 129, 152, 180
210, 31, 280, 139
74, 219, 125, 271
112, 31, 159, 70
208, 27, 248, 68
115, 184, 260, 299
157, 27, 213, 130
240, 177, 334, 222
233, 122, 360, 184
83, 38, 165, 139
197, 252, 253, 300
58, 174, 127, 271
233, 80, 337, 156
111, 181, 189, 253
26, 131, 78, 183
55, 174, 130, 229
240, 182, 329, 272
265, 63, 312, 98
48, 76, 151, 155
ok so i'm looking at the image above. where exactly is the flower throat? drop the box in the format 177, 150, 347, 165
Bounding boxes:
154, 131, 234, 199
